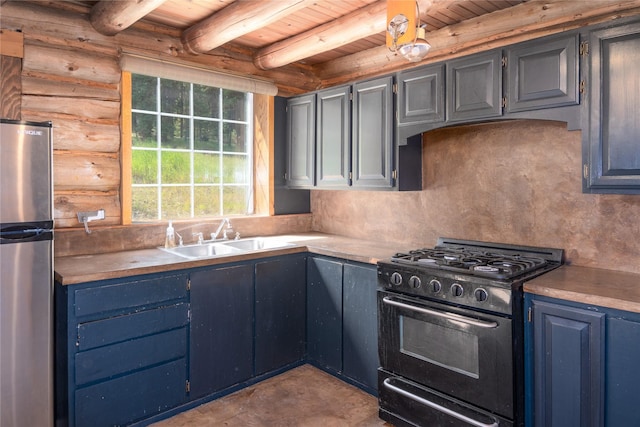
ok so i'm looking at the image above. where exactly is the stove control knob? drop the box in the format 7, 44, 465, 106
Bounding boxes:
429, 279, 442, 294
451, 283, 464, 297
474, 288, 489, 302
390, 272, 403, 286
408, 276, 421, 289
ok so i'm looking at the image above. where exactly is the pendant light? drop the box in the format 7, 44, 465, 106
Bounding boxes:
386, 0, 431, 62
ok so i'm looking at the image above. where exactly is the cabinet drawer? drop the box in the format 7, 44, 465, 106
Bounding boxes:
74, 358, 187, 427
74, 273, 187, 317
77, 302, 189, 351
75, 327, 187, 386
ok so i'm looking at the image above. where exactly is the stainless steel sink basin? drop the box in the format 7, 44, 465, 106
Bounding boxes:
160, 237, 294, 259
220, 237, 295, 251
160, 242, 242, 259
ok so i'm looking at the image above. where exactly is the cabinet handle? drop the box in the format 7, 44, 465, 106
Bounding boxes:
383, 378, 499, 427
382, 296, 498, 328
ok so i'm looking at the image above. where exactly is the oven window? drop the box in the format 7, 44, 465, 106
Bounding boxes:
400, 316, 480, 378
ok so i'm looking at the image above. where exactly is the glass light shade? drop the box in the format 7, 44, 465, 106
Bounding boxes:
398, 27, 430, 62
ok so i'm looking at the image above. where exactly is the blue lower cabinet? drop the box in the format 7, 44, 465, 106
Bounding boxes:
343, 263, 378, 393
525, 294, 640, 427
255, 256, 307, 375
306, 257, 343, 373
306, 255, 379, 394
74, 358, 187, 427
56, 253, 379, 426
189, 264, 254, 398
56, 272, 190, 427
605, 315, 640, 426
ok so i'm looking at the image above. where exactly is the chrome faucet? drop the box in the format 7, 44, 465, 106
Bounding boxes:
210, 218, 231, 241
192, 232, 204, 245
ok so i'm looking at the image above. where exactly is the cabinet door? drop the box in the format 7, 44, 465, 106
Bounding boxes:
506, 33, 579, 112
255, 256, 306, 375
316, 86, 351, 188
189, 264, 254, 399
606, 316, 640, 426
306, 257, 343, 372
531, 299, 604, 427
397, 64, 445, 125
583, 22, 640, 192
352, 76, 394, 189
343, 263, 378, 393
447, 50, 502, 122
286, 94, 315, 188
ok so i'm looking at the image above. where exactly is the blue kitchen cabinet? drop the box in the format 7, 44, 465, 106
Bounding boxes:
582, 19, 640, 193
56, 272, 190, 427
525, 294, 640, 427
316, 85, 351, 188
343, 262, 379, 393
286, 94, 316, 188
307, 256, 343, 373
446, 50, 503, 123
255, 255, 307, 375
189, 264, 254, 399
606, 314, 640, 426
306, 255, 379, 394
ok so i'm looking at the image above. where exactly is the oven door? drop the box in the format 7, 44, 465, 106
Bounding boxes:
378, 290, 514, 419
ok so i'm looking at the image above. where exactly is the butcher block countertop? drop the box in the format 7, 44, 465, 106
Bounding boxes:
54, 233, 404, 286
525, 265, 640, 313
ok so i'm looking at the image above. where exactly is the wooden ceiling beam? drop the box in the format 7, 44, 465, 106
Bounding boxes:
181, 0, 314, 54
314, 0, 640, 87
254, 0, 447, 70
90, 0, 167, 36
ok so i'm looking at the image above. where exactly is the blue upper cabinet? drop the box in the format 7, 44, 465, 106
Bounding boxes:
316, 85, 351, 188
446, 50, 503, 123
582, 19, 640, 193
286, 94, 316, 188
352, 76, 395, 189
505, 33, 579, 113
396, 63, 445, 145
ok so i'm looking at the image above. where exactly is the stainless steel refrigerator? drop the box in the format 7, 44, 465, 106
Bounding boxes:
0, 119, 54, 427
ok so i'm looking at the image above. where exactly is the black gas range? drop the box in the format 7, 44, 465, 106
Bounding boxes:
377, 238, 563, 427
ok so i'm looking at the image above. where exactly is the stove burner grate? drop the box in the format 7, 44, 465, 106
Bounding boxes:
391, 247, 548, 280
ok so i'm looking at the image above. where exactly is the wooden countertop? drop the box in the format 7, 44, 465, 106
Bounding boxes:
54, 233, 404, 285
524, 265, 640, 313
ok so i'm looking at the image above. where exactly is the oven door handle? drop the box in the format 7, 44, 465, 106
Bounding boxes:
382, 296, 499, 328
383, 378, 499, 427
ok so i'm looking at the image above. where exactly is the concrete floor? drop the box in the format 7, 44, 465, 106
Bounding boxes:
151, 364, 391, 426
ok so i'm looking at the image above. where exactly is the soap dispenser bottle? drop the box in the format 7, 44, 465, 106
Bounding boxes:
165, 221, 176, 248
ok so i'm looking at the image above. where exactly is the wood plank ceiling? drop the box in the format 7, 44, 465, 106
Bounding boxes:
9, 0, 640, 95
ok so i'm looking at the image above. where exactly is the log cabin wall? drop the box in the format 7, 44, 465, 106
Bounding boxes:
3, 2, 640, 258
0, 2, 314, 256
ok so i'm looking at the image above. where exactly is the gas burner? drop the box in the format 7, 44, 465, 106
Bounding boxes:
390, 241, 559, 280
474, 265, 500, 273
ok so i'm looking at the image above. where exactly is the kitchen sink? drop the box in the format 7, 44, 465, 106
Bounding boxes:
220, 237, 295, 251
160, 242, 242, 259
160, 237, 295, 259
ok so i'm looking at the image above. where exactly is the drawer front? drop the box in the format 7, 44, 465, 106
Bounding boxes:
74, 273, 187, 317
75, 327, 187, 386
74, 358, 187, 427
77, 302, 188, 351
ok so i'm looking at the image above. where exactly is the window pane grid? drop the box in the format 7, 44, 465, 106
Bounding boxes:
131, 74, 252, 221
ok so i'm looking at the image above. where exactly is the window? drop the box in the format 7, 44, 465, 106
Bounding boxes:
130, 74, 253, 221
